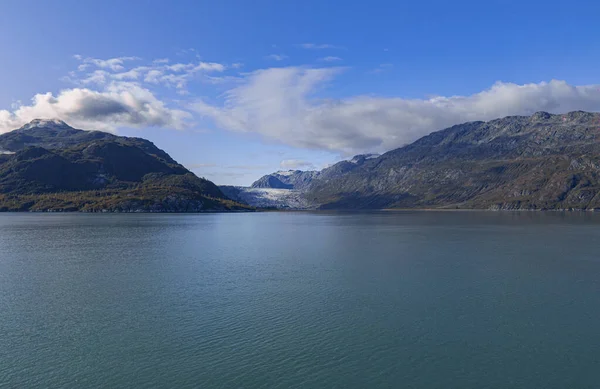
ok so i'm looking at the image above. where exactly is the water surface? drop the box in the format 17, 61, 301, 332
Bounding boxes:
1, 212, 600, 388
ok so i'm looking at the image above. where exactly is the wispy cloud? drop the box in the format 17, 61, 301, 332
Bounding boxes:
298, 43, 341, 50
265, 54, 288, 61
319, 56, 342, 62
81, 70, 110, 84
74, 56, 228, 93
194, 62, 226, 72
74, 55, 140, 72
176, 48, 201, 59
112, 69, 144, 80
370, 63, 393, 74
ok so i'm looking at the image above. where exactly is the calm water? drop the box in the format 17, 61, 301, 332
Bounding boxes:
1, 212, 600, 388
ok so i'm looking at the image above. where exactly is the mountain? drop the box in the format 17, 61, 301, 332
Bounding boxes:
250, 155, 380, 191
306, 111, 600, 210
221, 154, 380, 209
251, 174, 294, 189
0, 119, 250, 212
316, 154, 381, 182
251, 170, 320, 190
0, 119, 115, 151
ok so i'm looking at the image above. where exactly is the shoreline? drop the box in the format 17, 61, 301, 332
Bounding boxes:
2, 206, 600, 214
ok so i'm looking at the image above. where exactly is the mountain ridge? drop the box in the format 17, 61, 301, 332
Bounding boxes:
228, 111, 600, 210
0, 120, 250, 212
8, 111, 600, 212
306, 111, 600, 210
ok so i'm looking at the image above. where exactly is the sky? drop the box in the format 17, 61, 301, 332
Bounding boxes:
2, 0, 600, 185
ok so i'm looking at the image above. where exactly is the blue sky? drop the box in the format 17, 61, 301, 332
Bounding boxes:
2, 0, 600, 185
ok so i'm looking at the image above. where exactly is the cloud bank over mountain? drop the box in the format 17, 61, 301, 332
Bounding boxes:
3, 54, 600, 157
194, 68, 600, 154
0, 83, 191, 133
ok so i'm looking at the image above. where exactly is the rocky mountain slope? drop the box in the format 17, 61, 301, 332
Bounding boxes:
306, 111, 600, 210
0, 119, 249, 212
250, 154, 380, 191
226, 111, 600, 211
251, 170, 320, 190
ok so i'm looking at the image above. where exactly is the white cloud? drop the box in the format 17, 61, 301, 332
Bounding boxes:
153, 73, 189, 89
144, 69, 164, 84
203, 75, 243, 85
299, 43, 340, 50
0, 83, 191, 133
266, 54, 288, 61
81, 70, 110, 85
192, 67, 600, 155
193, 62, 226, 72
164, 62, 226, 73
78, 56, 140, 72
320, 56, 342, 62
193, 66, 342, 133
0, 54, 237, 135
143, 69, 188, 89
112, 69, 143, 80
74, 56, 227, 92
166, 63, 193, 72
280, 159, 316, 170
11, 53, 600, 163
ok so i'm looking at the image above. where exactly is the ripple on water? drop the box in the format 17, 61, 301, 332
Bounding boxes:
2, 212, 600, 388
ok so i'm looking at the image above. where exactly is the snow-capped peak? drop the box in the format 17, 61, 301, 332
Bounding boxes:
23, 119, 70, 130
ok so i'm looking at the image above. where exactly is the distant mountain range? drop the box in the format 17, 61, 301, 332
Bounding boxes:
5, 112, 600, 212
223, 111, 600, 211
250, 154, 380, 191
219, 154, 380, 208
0, 119, 249, 212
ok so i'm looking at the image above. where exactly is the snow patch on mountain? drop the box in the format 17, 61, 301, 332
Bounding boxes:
23, 119, 69, 130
